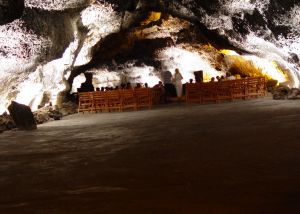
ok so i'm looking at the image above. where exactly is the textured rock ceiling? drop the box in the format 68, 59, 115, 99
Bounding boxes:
0, 0, 299, 112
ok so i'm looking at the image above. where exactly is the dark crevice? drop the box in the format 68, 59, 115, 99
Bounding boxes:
0, 0, 24, 25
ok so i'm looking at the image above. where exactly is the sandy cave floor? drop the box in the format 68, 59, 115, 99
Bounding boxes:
0, 97, 300, 213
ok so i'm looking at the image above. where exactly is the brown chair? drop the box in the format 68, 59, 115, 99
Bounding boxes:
152, 88, 164, 105
232, 79, 247, 100
78, 92, 93, 113
257, 77, 267, 96
93, 92, 107, 112
215, 81, 233, 102
120, 89, 137, 111
106, 90, 122, 112
135, 88, 153, 110
185, 83, 201, 103
199, 82, 217, 103
246, 77, 260, 98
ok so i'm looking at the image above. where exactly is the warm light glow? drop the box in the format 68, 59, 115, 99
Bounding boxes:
0, 100, 7, 114
219, 49, 239, 56
127, 66, 160, 87
141, 12, 161, 25
244, 55, 288, 83
159, 47, 221, 82
15, 82, 43, 111
217, 48, 288, 84
1, 0, 300, 114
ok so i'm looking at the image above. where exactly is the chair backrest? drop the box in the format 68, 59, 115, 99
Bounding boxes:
152, 88, 162, 96
151, 88, 163, 104
135, 88, 151, 98
246, 77, 259, 86
186, 83, 199, 94
120, 89, 135, 98
186, 83, 198, 89
215, 80, 234, 90
106, 90, 120, 98
105, 90, 121, 108
91, 92, 107, 111
257, 77, 266, 87
93, 91, 107, 100
78, 92, 93, 101
198, 82, 216, 94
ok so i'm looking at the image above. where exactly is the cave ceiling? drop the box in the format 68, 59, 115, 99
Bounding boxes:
0, 0, 299, 112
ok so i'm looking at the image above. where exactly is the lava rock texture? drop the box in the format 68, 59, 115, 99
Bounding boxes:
0, 0, 24, 25
0, 0, 299, 112
7, 101, 37, 130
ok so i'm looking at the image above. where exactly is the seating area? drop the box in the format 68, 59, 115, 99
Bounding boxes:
78, 88, 163, 113
185, 77, 266, 103
78, 77, 267, 113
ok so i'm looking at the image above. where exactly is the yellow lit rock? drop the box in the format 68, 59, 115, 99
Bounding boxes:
219, 49, 238, 56
141, 12, 161, 25
217, 49, 288, 84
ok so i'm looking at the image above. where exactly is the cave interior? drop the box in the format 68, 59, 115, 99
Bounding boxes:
1, 0, 298, 112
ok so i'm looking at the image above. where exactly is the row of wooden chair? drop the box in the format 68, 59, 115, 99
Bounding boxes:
78, 88, 163, 113
186, 77, 266, 104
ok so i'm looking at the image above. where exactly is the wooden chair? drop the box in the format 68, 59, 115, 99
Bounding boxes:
232, 79, 247, 100
93, 92, 107, 112
135, 88, 153, 110
152, 88, 164, 105
215, 81, 233, 102
120, 89, 137, 111
185, 83, 201, 103
106, 90, 122, 112
78, 92, 93, 113
257, 77, 267, 96
246, 78, 260, 98
199, 82, 217, 103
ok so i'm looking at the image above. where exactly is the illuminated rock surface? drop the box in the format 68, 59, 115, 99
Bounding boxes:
0, 97, 300, 213
0, 0, 300, 112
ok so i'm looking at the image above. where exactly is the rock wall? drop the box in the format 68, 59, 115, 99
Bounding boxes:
0, 0, 299, 113
0, 0, 24, 25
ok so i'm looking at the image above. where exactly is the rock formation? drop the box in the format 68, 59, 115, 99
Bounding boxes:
0, 0, 24, 25
33, 106, 63, 125
7, 101, 37, 130
0, 112, 16, 133
272, 86, 300, 100
0, 0, 300, 113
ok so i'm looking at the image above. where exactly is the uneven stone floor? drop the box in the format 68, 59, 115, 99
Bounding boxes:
0, 97, 300, 214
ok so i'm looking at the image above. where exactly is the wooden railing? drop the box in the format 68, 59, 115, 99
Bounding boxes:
78, 88, 164, 113
185, 77, 266, 104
